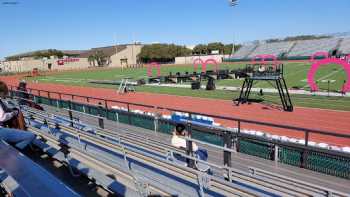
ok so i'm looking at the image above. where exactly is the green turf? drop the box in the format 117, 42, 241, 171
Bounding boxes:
26, 62, 350, 111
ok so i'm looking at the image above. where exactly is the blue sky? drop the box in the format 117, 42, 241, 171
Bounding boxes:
1, 0, 350, 59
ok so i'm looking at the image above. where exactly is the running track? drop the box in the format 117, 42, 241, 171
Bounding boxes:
2, 75, 350, 147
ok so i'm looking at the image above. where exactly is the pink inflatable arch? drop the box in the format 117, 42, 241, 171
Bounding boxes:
310, 51, 329, 62
307, 58, 350, 92
204, 59, 219, 72
193, 58, 204, 73
262, 54, 277, 62
147, 62, 161, 77
251, 55, 266, 64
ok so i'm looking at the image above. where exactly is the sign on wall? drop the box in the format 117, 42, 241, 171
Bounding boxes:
57, 58, 80, 65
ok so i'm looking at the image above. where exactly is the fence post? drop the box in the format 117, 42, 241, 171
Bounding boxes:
104, 100, 108, 117
301, 131, 309, 168
116, 112, 119, 123
236, 120, 241, 152
153, 106, 161, 133
47, 92, 51, 105
223, 131, 232, 167
9, 86, 13, 98
57, 93, 62, 108
274, 145, 279, 166
68, 100, 73, 127
98, 102, 104, 129
127, 104, 131, 124
33, 95, 37, 104
154, 116, 158, 133
186, 122, 195, 168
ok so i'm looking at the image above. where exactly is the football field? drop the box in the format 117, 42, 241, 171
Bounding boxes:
27, 61, 350, 111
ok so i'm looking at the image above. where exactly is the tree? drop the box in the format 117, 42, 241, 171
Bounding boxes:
222, 44, 242, 54
88, 55, 95, 66
94, 50, 108, 66
138, 44, 192, 63
207, 42, 224, 54
224, 44, 233, 54
192, 44, 208, 55
33, 49, 64, 59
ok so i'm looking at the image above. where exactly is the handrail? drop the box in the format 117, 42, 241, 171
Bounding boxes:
19, 100, 350, 159
9, 85, 350, 141
24, 107, 350, 196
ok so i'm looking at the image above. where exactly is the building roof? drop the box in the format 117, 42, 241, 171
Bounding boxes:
5, 44, 140, 60
79, 45, 127, 58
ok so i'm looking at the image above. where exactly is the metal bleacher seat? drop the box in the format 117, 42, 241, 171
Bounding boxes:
248, 41, 294, 58
231, 44, 258, 59
22, 106, 280, 196
0, 140, 80, 197
4, 94, 349, 196
287, 38, 340, 57
339, 37, 350, 55
21, 105, 350, 197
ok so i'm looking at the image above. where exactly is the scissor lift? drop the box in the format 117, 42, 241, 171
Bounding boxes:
237, 63, 293, 112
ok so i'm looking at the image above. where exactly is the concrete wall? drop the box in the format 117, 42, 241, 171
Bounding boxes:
175, 55, 230, 65
110, 44, 143, 67
0, 58, 90, 73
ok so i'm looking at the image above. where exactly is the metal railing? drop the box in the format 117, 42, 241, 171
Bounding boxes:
8, 85, 350, 178
22, 106, 350, 196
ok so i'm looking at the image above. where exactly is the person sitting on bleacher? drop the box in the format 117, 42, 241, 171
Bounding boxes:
0, 81, 35, 149
171, 124, 208, 162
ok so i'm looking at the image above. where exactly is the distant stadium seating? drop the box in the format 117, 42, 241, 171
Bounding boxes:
339, 37, 350, 55
226, 37, 350, 61
248, 41, 294, 58
287, 38, 340, 57
230, 44, 257, 59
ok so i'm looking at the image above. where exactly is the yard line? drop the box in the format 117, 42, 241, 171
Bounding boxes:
303, 69, 340, 88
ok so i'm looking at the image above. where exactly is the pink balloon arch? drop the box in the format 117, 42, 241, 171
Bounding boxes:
193, 58, 205, 73
147, 62, 161, 77
307, 52, 350, 93
205, 59, 219, 72
310, 51, 329, 62
193, 58, 219, 73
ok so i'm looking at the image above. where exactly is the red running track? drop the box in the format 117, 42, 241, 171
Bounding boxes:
2, 76, 350, 147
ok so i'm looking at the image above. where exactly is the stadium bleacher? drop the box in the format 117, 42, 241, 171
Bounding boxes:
248, 41, 294, 58
0, 140, 80, 197
230, 44, 258, 59
22, 105, 350, 196
227, 37, 350, 61
2, 90, 350, 196
287, 38, 340, 57
339, 37, 350, 55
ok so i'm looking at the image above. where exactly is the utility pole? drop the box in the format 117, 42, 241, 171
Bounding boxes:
114, 34, 120, 69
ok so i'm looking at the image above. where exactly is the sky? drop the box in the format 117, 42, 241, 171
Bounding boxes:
0, 0, 350, 59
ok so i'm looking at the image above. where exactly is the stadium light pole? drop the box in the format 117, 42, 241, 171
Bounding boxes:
114, 33, 122, 71
228, 0, 238, 57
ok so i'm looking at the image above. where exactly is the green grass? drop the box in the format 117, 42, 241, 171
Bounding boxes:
26, 62, 350, 111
